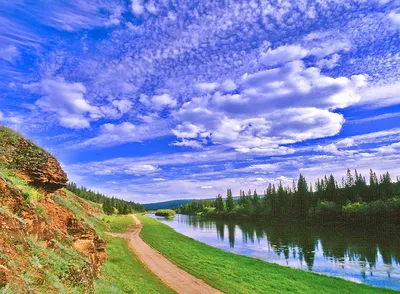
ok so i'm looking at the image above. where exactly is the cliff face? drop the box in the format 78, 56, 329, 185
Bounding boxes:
0, 127, 106, 293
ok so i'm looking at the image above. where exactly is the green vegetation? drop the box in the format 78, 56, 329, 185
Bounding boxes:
55, 189, 106, 233
0, 126, 50, 172
0, 169, 102, 293
103, 214, 135, 233
138, 215, 395, 294
177, 169, 400, 225
66, 182, 145, 215
0, 165, 42, 204
95, 214, 175, 294
155, 209, 176, 217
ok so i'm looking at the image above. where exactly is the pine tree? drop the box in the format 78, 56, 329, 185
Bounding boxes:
215, 194, 225, 212
296, 174, 310, 217
226, 189, 235, 211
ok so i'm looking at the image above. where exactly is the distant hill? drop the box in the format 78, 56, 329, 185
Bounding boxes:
144, 196, 241, 210
144, 199, 196, 210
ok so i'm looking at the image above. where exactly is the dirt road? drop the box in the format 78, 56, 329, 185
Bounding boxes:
108, 215, 223, 294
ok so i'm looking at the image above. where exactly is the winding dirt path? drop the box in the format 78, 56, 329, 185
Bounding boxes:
108, 215, 222, 294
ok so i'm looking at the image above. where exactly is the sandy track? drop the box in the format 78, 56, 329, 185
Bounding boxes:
108, 215, 223, 294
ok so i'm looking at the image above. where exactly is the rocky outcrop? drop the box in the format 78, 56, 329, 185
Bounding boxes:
68, 218, 107, 272
0, 127, 68, 194
0, 127, 106, 293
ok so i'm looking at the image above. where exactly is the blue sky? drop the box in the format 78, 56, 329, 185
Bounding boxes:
1, 0, 400, 203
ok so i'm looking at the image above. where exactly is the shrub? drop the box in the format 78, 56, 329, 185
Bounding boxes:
155, 209, 176, 217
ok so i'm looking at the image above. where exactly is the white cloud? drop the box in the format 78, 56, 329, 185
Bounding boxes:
0, 45, 19, 63
172, 60, 366, 152
388, 11, 400, 27
112, 99, 133, 114
315, 143, 338, 153
172, 139, 203, 149
78, 119, 171, 148
220, 79, 237, 92
131, 0, 144, 16
317, 53, 340, 69
336, 138, 355, 148
309, 41, 350, 58
0, 111, 3, 121
151, 94, 177, 110
377, 142, 400, 154
358, 83, 400, 107
172, 122, 203, 139
261, 45, 309, 67
349, 112, 400, 124
59, 115, 90, 129
194, 82, 219, 94
26, 77, 96, 129
145, 1, 157, 14
76, 160, 160, 176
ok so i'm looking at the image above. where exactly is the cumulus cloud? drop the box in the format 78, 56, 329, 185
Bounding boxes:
23, 77, 137, 129
131, 0, 144, 15
194, 82, 219, 94
145, 1, 156, 14
151, 94, 177, 110
172, 60, 366, 151
358, 83, 400, 107
220, 79, 237, 92
261, 45, 309, 67
388, 11, 400, 27
59, 115, 91, 129
26, 77, 96, 129
172, 122, 204, 139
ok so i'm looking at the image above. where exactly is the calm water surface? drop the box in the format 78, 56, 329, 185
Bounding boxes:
147, 213, 400, 291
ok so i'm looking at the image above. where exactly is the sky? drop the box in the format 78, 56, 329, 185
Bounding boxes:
1, 0, 400, 203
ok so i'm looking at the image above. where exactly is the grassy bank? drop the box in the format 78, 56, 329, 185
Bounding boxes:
94, 215, 175, 294
138, 215, 395, 294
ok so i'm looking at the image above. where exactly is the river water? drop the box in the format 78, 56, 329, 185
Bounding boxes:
147, 213, 400, 291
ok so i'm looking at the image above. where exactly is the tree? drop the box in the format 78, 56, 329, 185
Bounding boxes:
226, 189, 235, 211
296, 174, 310, 217
345, 168, 354, 188
215, 194, 225, 212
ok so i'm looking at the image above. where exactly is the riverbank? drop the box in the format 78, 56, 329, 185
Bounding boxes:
94, 215, 175, 294
138, 215, 396, 294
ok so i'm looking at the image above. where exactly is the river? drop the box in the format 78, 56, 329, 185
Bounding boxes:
147, 213, 400, 291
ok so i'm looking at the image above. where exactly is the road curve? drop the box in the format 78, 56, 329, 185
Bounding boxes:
108, 215, 223, 294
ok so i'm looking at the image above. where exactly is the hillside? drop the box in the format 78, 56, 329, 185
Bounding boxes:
143, 199, 195, 210
0, 126, 107, 293
143, 197, 240, 210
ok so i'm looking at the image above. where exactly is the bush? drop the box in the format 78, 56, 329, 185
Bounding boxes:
155, 209, 176, 217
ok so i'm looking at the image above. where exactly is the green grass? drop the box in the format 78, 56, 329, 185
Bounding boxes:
95, 214, 175, 294
138, 215, 396, 294
103, 214, 135, 233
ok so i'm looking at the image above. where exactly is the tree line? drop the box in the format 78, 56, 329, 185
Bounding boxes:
66, 182, 145, 215
176, 169, 400, 224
